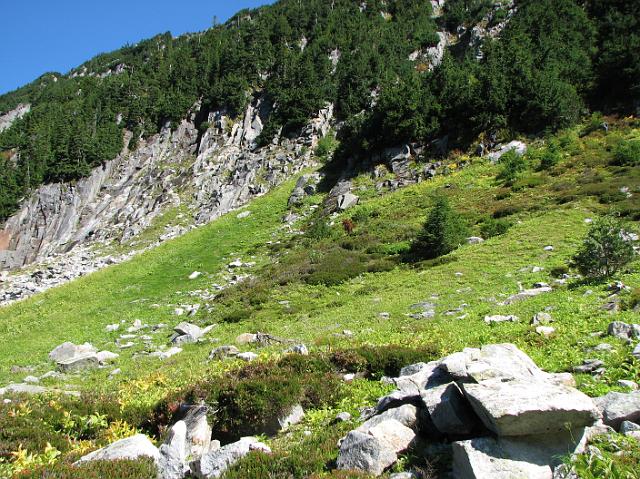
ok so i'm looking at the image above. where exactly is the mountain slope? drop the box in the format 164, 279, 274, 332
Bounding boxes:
0, 118, 638, 477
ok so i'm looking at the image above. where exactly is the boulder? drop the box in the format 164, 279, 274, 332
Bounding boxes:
462, 378, 600, 436
76, 434, 161, 464
367, 419, 416, 453
484, 315, 519, 324
190, 437, 271, 479
337, 193, 359, 211
532, 313, 553, 326
594, 391, 640, 430
358, 404, 420, 434
421, 383, 480, 436
277, 404, 305, 431
57, 353, 100, 372
608, 321, 638, 341
209, 346, 239, 360
488, 141, 527, 162
453, 436, 555, 479
158, 421, 188, 479
49, 342, 96, 363
336, 431, 397, 476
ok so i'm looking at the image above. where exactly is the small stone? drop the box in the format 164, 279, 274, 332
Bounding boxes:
544, 246, 554, 251
531, 312, 553, 326
536, 326, 556, 337
236, 211, 251, 219
618, 380, 639, 390
188, 271, 202, 280
209, 346, 239, 360
236, 333, 257, 344
106, 324, 120, 332
335, 412, 352, 423
23, 375, 39, 384
467, 237, 484, 245
573, 359, 605, 374
237, 352, 258, 362
484, 315, 519, 324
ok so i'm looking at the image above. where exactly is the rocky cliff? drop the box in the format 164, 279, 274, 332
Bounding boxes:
0, 98, 331, 272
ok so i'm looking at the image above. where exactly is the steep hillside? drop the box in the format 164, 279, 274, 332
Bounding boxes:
0, 0, 639, 478
0, 117, 638, 478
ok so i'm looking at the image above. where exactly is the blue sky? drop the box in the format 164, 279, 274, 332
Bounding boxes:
0, 0, 274, 95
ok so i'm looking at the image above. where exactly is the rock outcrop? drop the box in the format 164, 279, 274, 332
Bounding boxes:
337, 344, 602, 478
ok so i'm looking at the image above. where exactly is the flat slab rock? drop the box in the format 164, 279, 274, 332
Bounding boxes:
462, 378, 600, 436
75, 434, 161, 464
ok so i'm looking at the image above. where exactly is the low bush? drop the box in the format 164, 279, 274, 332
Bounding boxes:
497, 150, 528, 186
480, 217, 511, 238
612, 138, 640, 166
15, 459, 158, 479
171, 359, 344, 443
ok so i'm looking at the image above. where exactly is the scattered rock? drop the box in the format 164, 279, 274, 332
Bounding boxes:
531, 313, 553, 326
150, 347, 183, 360
618, 380, 639, 391
536, 326, 556, 337
608, 321, 640, 341
209, 346, 239, 360
285, 344, 309, 355
235, 333, 258, 344
49, 342, 96, 363
236, 211, 251, 219
573, 359, 605, 374
484, 315, 519, 324
189, 272, 202, 280
502, 287, 552, 305
335, 412, 352, 423
487, 141, 527, 162
467, 237, 484, 245
237, 352, 258, 362
337, 193, 360, 211
57, 354, 100, 372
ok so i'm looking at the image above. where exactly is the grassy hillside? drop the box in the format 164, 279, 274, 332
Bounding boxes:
1, 119, 639, 477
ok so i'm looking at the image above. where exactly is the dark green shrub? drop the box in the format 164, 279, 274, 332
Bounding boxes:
480, 217, 511, 239
612, 138, 640, 166
220, 307, 251, 324
354, 344, 439, 379
571, 217, 636, 278
306, 216, 332, 241
539, 144, 562, 170
493, 205, 523, 218
497, 150, 528, 186
550, 265, 570, 278
409, 196, 469, 261
16, 459, 157, 479
623, 288, 640, 312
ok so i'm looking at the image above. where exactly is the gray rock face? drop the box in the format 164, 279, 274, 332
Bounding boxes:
358, 404, 420, 434
337, 192, 360, 211
462, 378, 600, 436
594, 391, 640, 430
76, 434, 161, 464
336, 431, 398, 476
190, 437, 271, 479
0, 104, 30, 133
